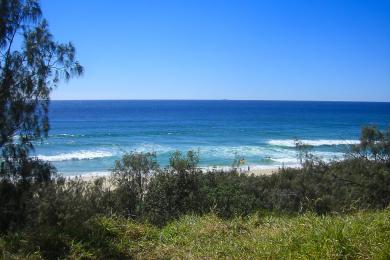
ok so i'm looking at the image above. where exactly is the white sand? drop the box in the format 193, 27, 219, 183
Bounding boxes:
248, 168, 279, 176
70, 167, 282, 184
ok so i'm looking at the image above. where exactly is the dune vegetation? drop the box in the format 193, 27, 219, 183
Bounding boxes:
1, 209, 390, 259
1, 126, 390, 259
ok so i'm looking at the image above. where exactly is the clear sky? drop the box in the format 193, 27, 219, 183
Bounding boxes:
41, 0, 390, 101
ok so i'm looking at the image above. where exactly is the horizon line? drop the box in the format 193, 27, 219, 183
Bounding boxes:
50, 98, 390, 103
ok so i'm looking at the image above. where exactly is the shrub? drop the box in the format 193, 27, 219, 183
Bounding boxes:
144, 151, 204, 225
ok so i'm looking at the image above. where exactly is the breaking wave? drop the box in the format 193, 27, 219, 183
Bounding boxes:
37, 150, 114, 162
267, 139, 359, 147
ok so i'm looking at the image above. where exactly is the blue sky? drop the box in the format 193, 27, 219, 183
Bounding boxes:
41, 0, 390, 101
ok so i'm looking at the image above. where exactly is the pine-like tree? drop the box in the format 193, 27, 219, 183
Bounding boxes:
0, 0, 83, 181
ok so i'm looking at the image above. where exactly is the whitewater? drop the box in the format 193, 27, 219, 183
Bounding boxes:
33, 100, 390, 176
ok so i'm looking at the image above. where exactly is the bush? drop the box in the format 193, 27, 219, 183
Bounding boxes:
111, 152, 158, 218
144, 151, 204, 225
1, 126, 390, 257
0, 158, 56, 232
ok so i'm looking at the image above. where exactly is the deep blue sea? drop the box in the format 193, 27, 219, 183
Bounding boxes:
33, 100, 390, 176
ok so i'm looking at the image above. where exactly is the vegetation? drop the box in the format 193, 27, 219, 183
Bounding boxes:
1, 209, 390, 259
0, 126, 388, 258
1, 1, 389, 259
0, 0, 83, 176
0, 0, 82, 232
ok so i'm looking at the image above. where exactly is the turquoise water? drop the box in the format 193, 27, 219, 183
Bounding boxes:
34, 100, 390, 176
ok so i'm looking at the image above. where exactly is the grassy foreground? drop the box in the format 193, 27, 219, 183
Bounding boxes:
1, 209, 390, 259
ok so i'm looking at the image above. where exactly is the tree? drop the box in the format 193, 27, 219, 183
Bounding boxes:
353, 125, 390, 163
169, 150, 199, 174
0, 0, 83, 181
144, 150, 203, 225
112, 152, 159, 216
294, 138, 314, 165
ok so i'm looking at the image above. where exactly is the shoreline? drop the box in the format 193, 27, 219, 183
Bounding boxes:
62, 165, 286, 183
248, 168, 280, 176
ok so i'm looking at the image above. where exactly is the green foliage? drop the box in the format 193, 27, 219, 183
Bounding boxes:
0, 0, 82, 178
144, 150, 204, 225
0, 0, 82, 233
198, 171, 260, 218
168, 150, 199, 173
0, 3, 388, 259
1, 209, 390, 259
1, 126, 390, 257
0, 158, 55, 232
30, 177, 115, 229
126, 133, 390, 224
150, 209, 390, 259
294, 138, 319, 166
352, 125, 390, 163
112, 152, 158, 217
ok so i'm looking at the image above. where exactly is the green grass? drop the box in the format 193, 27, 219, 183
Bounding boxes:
1, 209, 390, 259
143, 210, 390, 259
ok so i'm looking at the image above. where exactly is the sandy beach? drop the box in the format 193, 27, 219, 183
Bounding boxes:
248, 168, 279, 176
70, 166, 281, 185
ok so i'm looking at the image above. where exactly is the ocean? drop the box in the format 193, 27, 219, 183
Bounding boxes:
33, 100, 390, 176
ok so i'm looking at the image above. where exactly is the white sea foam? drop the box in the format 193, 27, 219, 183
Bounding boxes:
63, 171, 111, 178
36, 141, 349, 172
132, 143, 174, 153
37, 150, 114, 162
197, 146, 266, 158
200, 164, 284, 172
50, 133, 87, 138
195, 145, 301, 161
267, 139, 359, 147
271, 157, 300, 164
57, 134, 75, 137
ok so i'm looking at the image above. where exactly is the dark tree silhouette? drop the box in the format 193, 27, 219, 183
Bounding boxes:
0, 0, 83, 181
